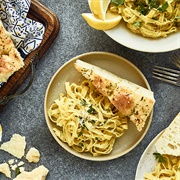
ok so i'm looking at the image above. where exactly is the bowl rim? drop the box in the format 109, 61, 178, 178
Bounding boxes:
104, 22, 180, 53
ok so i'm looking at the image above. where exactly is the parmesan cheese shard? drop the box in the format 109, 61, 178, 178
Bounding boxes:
8, 159, 15, 165
0, 20, 24, 82
0, 134, 26, 159
26, 147, 40, 163
13, 165, 49, 180
74, 60, 155, 131
0, 162, 11, 178
155, 112, 180, 156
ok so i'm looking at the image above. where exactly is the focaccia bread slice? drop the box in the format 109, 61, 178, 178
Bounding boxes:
14, 165, 49, 180
0, 20, 24, 82
74, 60, 155, 131
155, 112, 180, 156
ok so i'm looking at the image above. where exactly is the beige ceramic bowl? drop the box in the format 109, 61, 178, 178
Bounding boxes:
44, 52, 153, 161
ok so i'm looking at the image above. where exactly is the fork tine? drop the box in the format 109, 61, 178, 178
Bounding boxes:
172, 58, 180, 69
152, 71, 178, 81
153, 66, 179, 79
154, 66, 180, 74
152, 66, 180, 86
152, 74, 178, 86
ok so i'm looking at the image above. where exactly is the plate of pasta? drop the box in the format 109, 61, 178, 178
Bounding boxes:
44, 51, 153, 161
104, 0, 180, 52
135, 112, 180, 179
135, 131, 180, 179
135, 131, 163, 180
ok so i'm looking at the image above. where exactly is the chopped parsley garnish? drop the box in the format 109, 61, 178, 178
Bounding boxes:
104, 119, 108, 124
178, 167, 180, 171
136, 3, 149, 15
80, 99, 87, 106
133, 0, 169, 15
82, 123, 88, 130
158, 2, 168, 12
79, 142, 84, 147
134, 21, 141, 27
78, 131, 83, 137
153, 152, 166, 163
15, 167, 21, 177
88, 119, 96, 124
111, 0, 125, 6
149, 0, 160, 9
175, 16, 180, 19
87, 105, 96, 114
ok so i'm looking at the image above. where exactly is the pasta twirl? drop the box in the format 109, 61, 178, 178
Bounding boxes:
144, 155, 180, 180
109, 0, 180, 38
48, 80, 128, 156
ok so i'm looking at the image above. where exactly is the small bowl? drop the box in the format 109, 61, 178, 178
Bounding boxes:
44, 52, 153, 161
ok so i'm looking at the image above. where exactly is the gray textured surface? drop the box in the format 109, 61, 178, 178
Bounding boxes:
0, 0, 180, 180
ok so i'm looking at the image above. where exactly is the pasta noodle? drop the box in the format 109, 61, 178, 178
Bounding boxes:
109, 0, 180, 38
48, 80, 128, 156
144, 154, 180, 179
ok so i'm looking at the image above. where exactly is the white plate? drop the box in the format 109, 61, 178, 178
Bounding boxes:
105, 21, 180, 53
135, 131, 163, 180
44, 52, 154, 161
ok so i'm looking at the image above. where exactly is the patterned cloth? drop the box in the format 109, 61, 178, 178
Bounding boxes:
0, 0, 45, 58
0, 2, 45, 134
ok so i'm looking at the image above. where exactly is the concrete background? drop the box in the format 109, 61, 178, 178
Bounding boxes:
0, 0, 179, 179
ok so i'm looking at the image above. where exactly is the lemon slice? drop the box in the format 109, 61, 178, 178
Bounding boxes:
82, 12, 122, 30
88, 0, 111, 20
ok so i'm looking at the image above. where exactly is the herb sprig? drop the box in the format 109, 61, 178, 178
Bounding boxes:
133, 0, 169, 15
153, 152, 166, 163
158, 2, 168, 12
80, 99, 87, 106
87, 105, 96, 114
15, 167, 21, 177
111, 0, 125, 6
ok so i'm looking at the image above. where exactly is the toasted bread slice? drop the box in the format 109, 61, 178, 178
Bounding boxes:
0, 21, 24, 82
74, 60, 155, 131
155, 112, 180, 156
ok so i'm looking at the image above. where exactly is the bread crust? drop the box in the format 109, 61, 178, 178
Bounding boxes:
74, 60, 155, 131
155, 112, 180, 156
0, 21, 24, 82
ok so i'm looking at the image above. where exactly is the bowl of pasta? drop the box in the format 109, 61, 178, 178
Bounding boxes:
44, 52, 154, 161
83, 0, 180, 52
135, 112, 180, 179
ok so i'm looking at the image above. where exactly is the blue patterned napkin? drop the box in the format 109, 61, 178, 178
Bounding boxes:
0, 0, 45, 87
0, 0, 45, 58
0, 0, 45, 137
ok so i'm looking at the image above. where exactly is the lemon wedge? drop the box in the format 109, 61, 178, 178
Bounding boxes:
82, 12, 122, 30
88, 0, 111, 20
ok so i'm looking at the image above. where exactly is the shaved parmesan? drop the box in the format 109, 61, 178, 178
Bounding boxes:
13, 165, 49, 180
26, 147, 40, 163
0, 134, 26, 159
0, 163, 11, 178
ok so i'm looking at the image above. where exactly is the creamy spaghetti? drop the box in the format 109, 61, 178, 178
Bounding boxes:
109, 0, 180, 38
144, 154, 180, 179
48, 80, 128, 156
